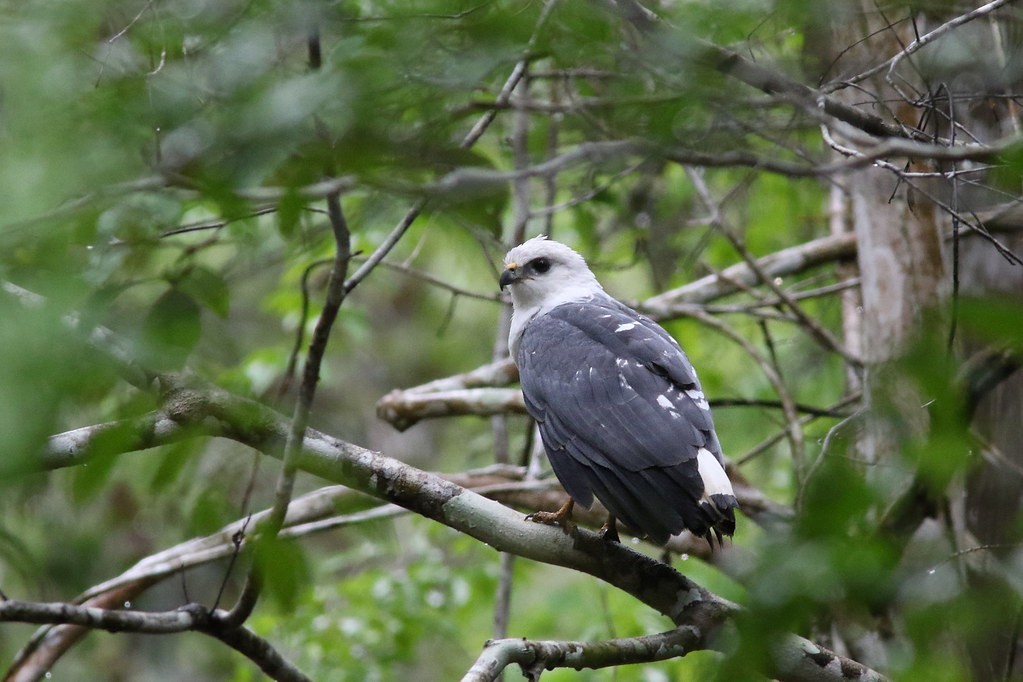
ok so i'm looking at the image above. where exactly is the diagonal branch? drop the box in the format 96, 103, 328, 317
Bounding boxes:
822, 0, 1017, 94
639, 232, 857, 318
20, 376, 880, 682
601, 0, 911, 141
684, 167, 860, 367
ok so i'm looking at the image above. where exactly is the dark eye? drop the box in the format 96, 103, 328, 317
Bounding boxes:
531, 257, 551, 274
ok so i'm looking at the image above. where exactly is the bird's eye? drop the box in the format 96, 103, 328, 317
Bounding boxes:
531, 257, 551, 274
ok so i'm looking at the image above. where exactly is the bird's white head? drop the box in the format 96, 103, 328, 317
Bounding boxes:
500, 236, 605, 355
501, 236, 603, 309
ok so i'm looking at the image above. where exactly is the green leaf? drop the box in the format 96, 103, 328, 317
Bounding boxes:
140, 287, 203, 369
253, 535, 310, 612
178, 266, 230, 318
186, 486, 236, 537
956, 296, 1023, 351
148, 441, 199, 494
69, 420, 142, 502
70, 449, 121, 503
275, 190, 306, 240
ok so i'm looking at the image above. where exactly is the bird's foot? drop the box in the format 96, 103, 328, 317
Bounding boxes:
599, 515, 621, 543
526, 499, 575, 535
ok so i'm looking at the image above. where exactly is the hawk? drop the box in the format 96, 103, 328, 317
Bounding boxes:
500, 236, 737, 545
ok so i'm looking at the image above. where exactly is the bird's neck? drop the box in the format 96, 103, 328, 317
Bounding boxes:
507, 288, 605, 359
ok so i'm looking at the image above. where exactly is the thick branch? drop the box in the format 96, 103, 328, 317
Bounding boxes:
33, 381, 726, 622
377, 387, 525, 431
25, 379, 880, 681
375, 387, 851, 432
42, 410, 789, 543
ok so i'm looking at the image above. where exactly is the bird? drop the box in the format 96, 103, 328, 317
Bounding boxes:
499, 236, 738, 546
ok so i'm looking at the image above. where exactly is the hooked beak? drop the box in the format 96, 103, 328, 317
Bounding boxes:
499, 263, 521, 290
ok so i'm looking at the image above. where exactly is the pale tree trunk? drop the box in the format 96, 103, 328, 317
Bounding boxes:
823, 0, 949, 491
819, 3, 1023, 678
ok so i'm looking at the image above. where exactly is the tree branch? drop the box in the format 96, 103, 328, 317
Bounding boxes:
375, 387, 855, 431
685, 167, 860, 366
822, 0, 1018, 94
601, 0, 910, 141
639, 232, 857, 318
20, 373, 882, 681
0, 601, 311, 682
461, 626, 705, 681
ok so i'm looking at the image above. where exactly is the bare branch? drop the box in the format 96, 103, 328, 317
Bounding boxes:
223, 26, 357, 625
377, 387, 525, 431
341, 1, 559, 302
357, 257, 502, 302
736, 392, 863, 467
375, 386, 854, 432
639, 232, 857, 318
52, 381, 737, 626
461, 626, 704, 681
685, 167, 860, 366
430, 140, 647, 194
0, 601, 311, 682
600, 0, 911, 141
41, 407, 790, 540
823, 0, 1018, 94
0, 600, 202, 633
22, 370, 880, 681
208, 625, 312, 682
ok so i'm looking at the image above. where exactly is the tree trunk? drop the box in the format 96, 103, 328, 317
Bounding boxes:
819, 4, 1023, 678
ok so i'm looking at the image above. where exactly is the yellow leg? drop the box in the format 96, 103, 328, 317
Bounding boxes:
526, 498, 576, 535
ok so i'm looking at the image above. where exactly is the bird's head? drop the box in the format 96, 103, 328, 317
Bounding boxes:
500, 236, 603, 311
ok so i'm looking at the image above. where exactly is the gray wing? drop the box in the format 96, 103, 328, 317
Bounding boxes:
517, 296, 733, 543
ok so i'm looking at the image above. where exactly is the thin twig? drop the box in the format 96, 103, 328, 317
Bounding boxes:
219, 28, 354, 630
686, 167, 860, 366
797, 406, 865, 511
356, 257, 501, 302
277, 258, 333, 401
820, 0, 1015, 94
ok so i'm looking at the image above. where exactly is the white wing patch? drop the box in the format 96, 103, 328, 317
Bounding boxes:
615, 322, 637, 333
686, 388, 710, 411
656, 394, 673, 410
696, 447, 734, 501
